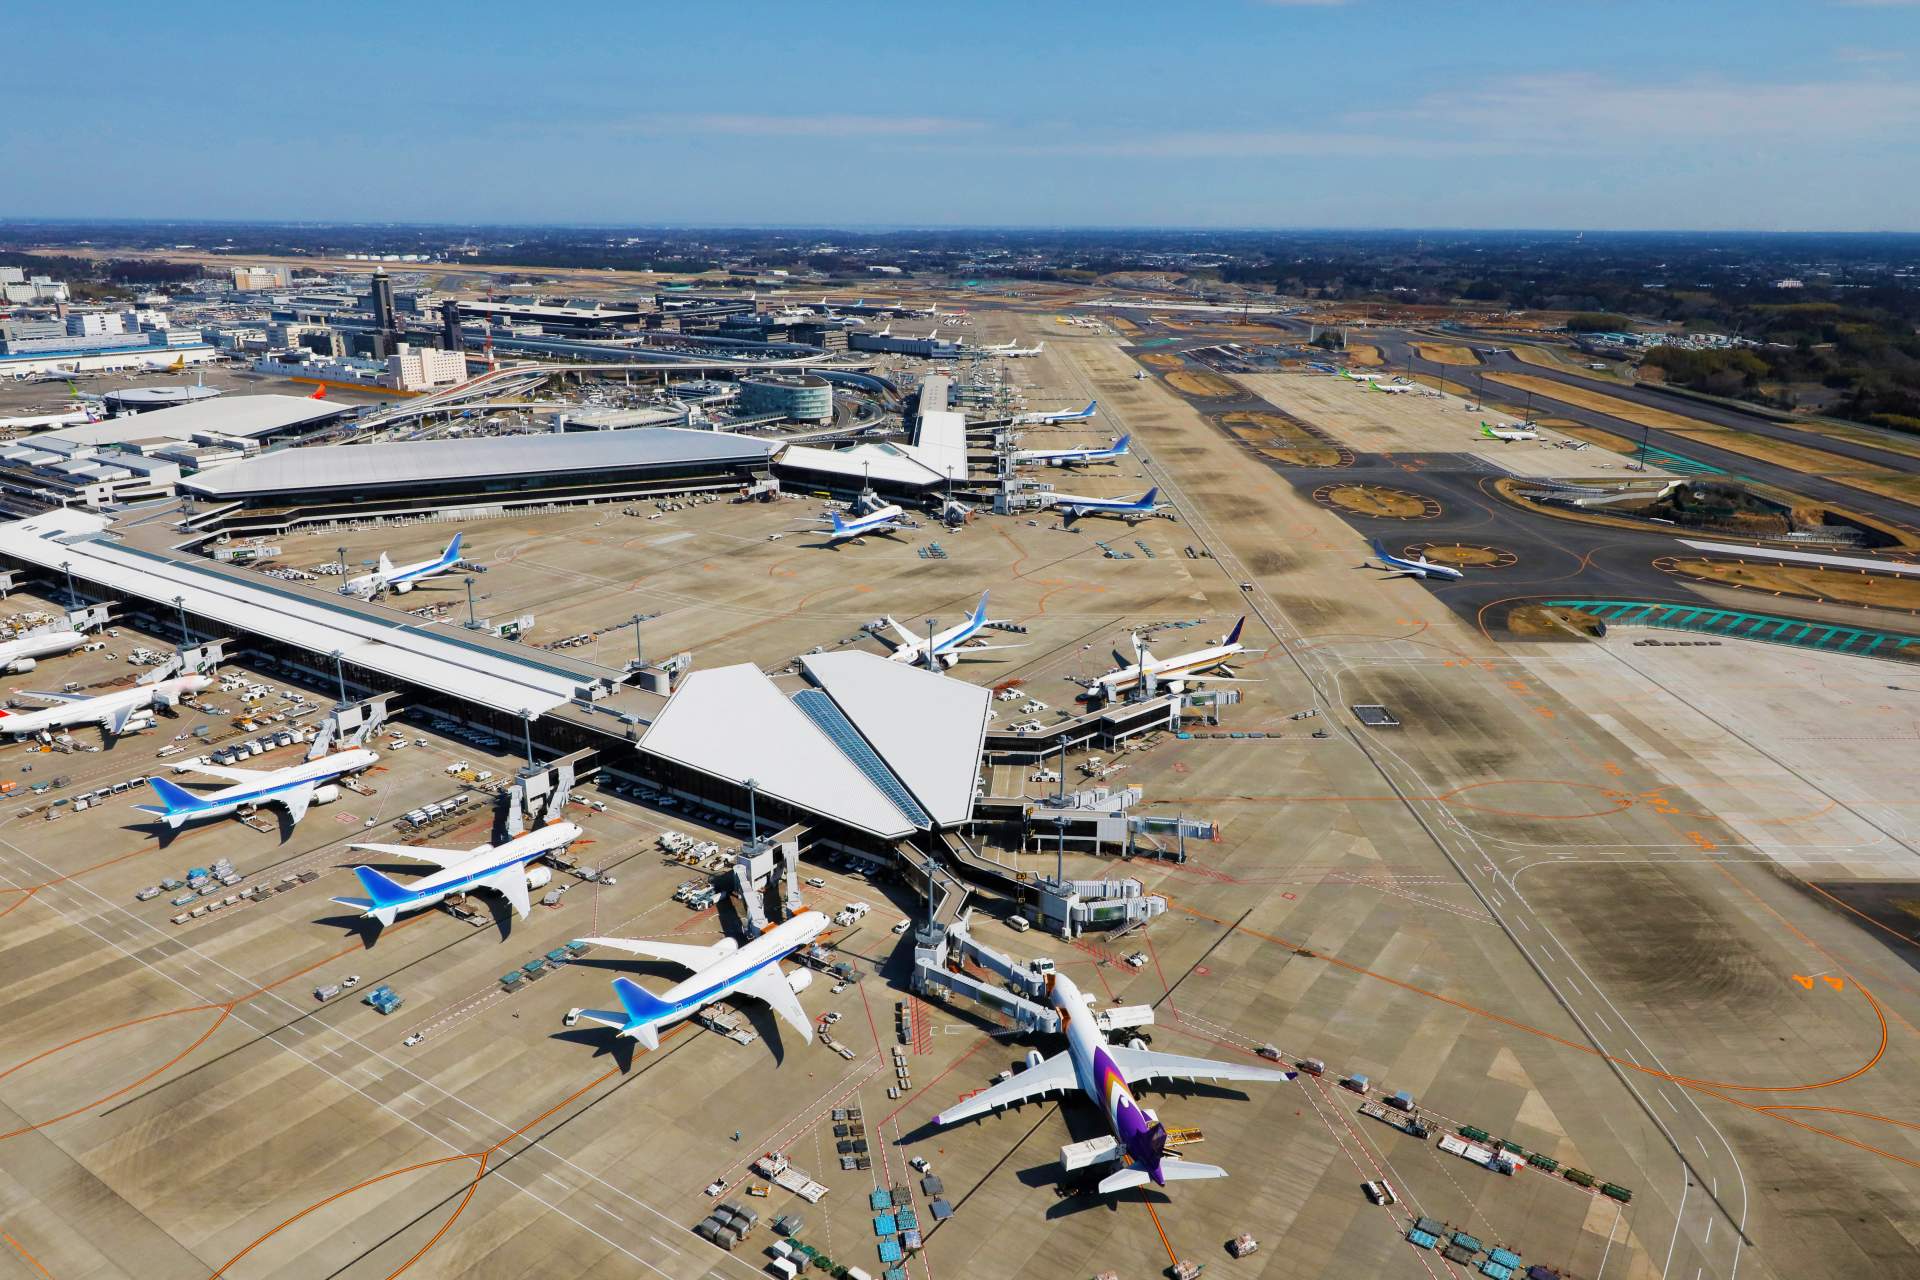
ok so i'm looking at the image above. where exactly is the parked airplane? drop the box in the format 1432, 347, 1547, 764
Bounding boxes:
333, 819, 582, 928
1015, 400, 1098, 426
0, 623, 97, 673
341, 533, 463, 598
1052, 487, 1163, 525
1085, 618, 1256, 702
0, 402, 103, 431
136, 746, 380, 829
879, 591, 1022, 669
1011, 434, 1130, 470
0, 674, 209, 739
1370, 381, 1415, 395
1480, 421, 1539, 442
1000, 341, 1045, 358
803, 504, 909, 546
933, 969, 1292, 1194
576, 910, 833, 1051
1368, 539, 1464, 581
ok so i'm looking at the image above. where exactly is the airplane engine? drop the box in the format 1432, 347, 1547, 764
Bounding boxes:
311, 784, 341, 805
1164, 679, 1187, 695
786, 968, 813, 994
1026, 1049, 1045, 1070
525, 865, 552, 890
394, 581, 414, 594
936, 652, 961, 671
1046, 457, 1068, 468
6, 658, 33, 673
1128, 1037, 1148, 1051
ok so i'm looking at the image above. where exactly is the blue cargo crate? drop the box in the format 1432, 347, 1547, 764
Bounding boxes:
869, 1189, 892, 1211
1490, 1248, 1522, 1268
1481, 1263, 1513, 1280
1407, 1230, 1439, 1250
895, 1209, 918, 1231
877, 1239, 903, 1264
902, 1228, 922, 1250
1452, 1232, 1484, 1253
873, 1214, 896, 1236
545, 948, 570, 964
885, 1270, 907, 1280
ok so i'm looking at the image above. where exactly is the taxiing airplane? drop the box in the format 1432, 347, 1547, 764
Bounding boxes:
1052, 487, 1163, 525
1015, 400, 1099, 427
879, 591, 1023, 669
576, 910, 833, 1051
0, 674, 208, 739
1011, 434, 1130, 470
136, 747, 380, 829
1085, 618, 1257, 702
933, 969, 1292, 1194
805, 504, 908, 546
1480, 421, 1539, 442
333, 819, 582, 928
1368, 539, 1463, 581
341, 533, 463, 598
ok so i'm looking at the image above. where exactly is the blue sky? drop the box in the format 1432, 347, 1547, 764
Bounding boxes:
7, 0, 1918, 229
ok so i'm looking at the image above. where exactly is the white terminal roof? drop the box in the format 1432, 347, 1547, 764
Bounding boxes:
0, 509, 606, 716
639, 664, 919, 839
799, 651, 990, 827
777, 441, 949, 489
40, 394, 342, 449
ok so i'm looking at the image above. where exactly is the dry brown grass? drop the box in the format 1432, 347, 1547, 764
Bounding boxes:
1421, 544, 1503, 566
1508, 345, 1587, 371
1413, 343, 1480, 367
1485, 373, 1707, 432
1218, 412, 1345, 466
1139, 353, 1184, 369
1166, 370, 1240, 398
1346, 342, 1384, 368
1507, 605, 1606, 638
1325, 484, 1427, 518
1668, 558, 1920, 613
1110, 316, 1139, 335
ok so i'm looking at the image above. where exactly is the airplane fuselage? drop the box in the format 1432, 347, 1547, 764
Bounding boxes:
146, 748, 378, 826
0, 674, 207, 738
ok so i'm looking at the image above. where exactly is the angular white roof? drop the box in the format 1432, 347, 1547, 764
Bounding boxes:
41, 394, 342, 448
799, 651, 989, 827
639, 664, 918, 839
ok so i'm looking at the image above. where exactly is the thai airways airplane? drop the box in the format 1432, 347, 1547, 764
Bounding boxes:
1480, 421, 1539, 442
1052, 488, 1163, 525
1011, 435, 1130, 469
1085, 618, 1257, 702
933, 970, 1292, 1195
1369, 539, 1463, 581
136, 747, 380, 829
1015, 400, 1098, 426
0, 674, 209, 739
805, 504, 909, 546
342, 534, 463, 598
879, 591, 1023, 669
0, 625, 94, 674
575, 910, 833, 1051
0, 403, 104, 431
333, 820, 582, 928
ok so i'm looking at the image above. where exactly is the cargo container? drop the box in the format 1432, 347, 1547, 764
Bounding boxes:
1460, 1125, 1492, 1144
1407, 1229, 1439, 1250
1600, 1183, 1633, 1203
1341, 1074, 1370, 1095
1564, 1168, 1596, 1188
1387, 1090, 1415, 1112
1451, 1232, 1484, 1253
1490, 1248, 1522, 1268
1527, 1152, 1559, 1172
1481, 1263, 1513, 1280
1414, 1217, 1445, 1238
1442, 1244, 1478, 1266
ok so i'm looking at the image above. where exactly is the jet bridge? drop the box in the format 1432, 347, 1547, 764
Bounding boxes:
730, 822, 806, 932
909, 905, 1059, 1036
140, 637, 230, 685
504, 747, 596, 836
305, 691, 399, 761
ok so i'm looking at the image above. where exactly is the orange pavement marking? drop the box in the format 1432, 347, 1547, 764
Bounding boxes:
2, 1232, 54, 1279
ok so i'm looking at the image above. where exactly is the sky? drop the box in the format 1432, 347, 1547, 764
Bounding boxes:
7, 0, 1919, 231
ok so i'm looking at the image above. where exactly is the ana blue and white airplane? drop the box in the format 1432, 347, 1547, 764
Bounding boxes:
342, 534, 463, 598
137, 747, 380, 829
805, 503, 909, 546
332, 819, 582, 928
1011, 434, 1130, 469
1015, 400, 1098, 426
1369, 539, 1463, 581
880, 591, 1023, 669
1052, 487, 1164, 525
575, 910, 833, 1051
933, 969, 1292, 1195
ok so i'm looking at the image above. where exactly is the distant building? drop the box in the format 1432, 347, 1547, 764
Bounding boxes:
737, 372, 834, 423
369, 268, 396, 334
230, 265, 293, 292
0, 271, 69, 304
1773, 278, 1805, 290
66, 312, 126, 338
440, 300, 465, 352
387, 342, 467, 392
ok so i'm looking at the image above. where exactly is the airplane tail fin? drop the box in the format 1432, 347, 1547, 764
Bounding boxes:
1140, 488, 1159, 507
352, 865, 413, 911
376, 551, 395, 576
828, 511, 849, 535
1371, 538, 1393, 562
143, 775, 200, 815
1225, 616, 1245, 646
439, 532, 462, 567
1111, 434, 1131, 454
1085, 401, 1097, 417
972, 590, 990, 626
309, 383, 327, 400
611, 977, 672, 1049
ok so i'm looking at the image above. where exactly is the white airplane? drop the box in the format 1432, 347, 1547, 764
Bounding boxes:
933, 968, 1291, 1195
342, 533, 464, 598
0, 674, 209, 739
1014, 400, 1099, 427
1371, 381, 1415, 395
1012, 434, 1130, 470
1085, 618, 1257, 702
1051, 487, 1164, 525
1339, 369, 1386, 384
0, 626, 93, 674
1368, 539, 1463, 582
136, 746, 380, 829
1480, 421, 1539, 442
803, 504, 909, 546
879, 591, 1023, 669
576, 910, 832, 1051
0, 403, 104, 431
333, 819, 582, 928
1000, 341, 1045, 358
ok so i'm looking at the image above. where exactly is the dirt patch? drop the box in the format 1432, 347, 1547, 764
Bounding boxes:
1665, 558, 1920, 614
1508, 345, 1588, 371
1167, 370, 1241, 398
1485, 373, 1708, 433
1139, 353, 1184, 370
1506, 605, 1605, 638
1246, 548, 1297, 575
1418, 543, 1504, 567
1110, 316, 1139, 335
1320, 484, 1433, 519
1346, 342, 1384, 368
1266, 446, 1346, 466
1414, 343, 1480, 367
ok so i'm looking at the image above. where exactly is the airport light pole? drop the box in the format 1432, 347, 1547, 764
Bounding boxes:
60, 560, 74, 607
520, 709, 535, 766
330, 649, 347, 705
337, 545, 348, 584
745, 777, 759, 845
631, 613, 644, 670
464, 576, 477, 629
172, 595, 189, 644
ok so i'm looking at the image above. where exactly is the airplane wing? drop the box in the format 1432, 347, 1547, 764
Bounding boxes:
576, 936, 740, 973
481, 865, 531, 919
954, 642, 1025, 653
175, 760, 266, 783
884, 618, 921, 650
348, 841, 470, 869
16, 690, 88, 704
732, 964, 814, 1045
1106, 1045, 1294, 1089
933, 1050, 1078, 1125
279, 782, 318, 826
103, 702, 145, 736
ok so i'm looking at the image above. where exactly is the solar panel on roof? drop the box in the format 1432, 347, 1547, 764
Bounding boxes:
793, 690, 931, 829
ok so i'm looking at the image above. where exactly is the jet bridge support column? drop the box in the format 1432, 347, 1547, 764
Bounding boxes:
306, 691, 400, 760
504, 747, 596, 837
730, 822, 804, 931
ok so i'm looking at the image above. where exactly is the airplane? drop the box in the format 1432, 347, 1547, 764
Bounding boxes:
932, 968, 1292, 1195
1370, 381, 1415, 395
135, 746, 380, 829
1085, 618, 1258, 702
0, 402, 104, 431
1132, 370, 1149, 381
162, 355, 185, 373
1051, 487, 1164, 525
574, 910, 833, 1051
879, 591, 1023, 669
1014, 400, 1099, 427
1011, 434, 1130, 470
999, 341, 1045, 358
1368, 539, 1463, 582
332, 819, 582, 928
0, 626, 93, 674
1338, 369, 1386, 384
0, 674, 209, 739
1480, 421, 1538, 442
341, 533, 463, 598
802, 504, 909, 546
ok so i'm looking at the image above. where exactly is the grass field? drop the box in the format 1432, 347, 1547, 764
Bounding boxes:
1414, 342, 1480, 366
1668, 558, 1920, 613
1324, 484, 1427, 518
1507, 604, 1606, 638
1346, 342, 1384, 367
1508, 344, 1591, 372
1167, 370, 1241, 397
1218, 411, 1346, 466
1486, 373, 1708, 432
1110, 315, 1139, 334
